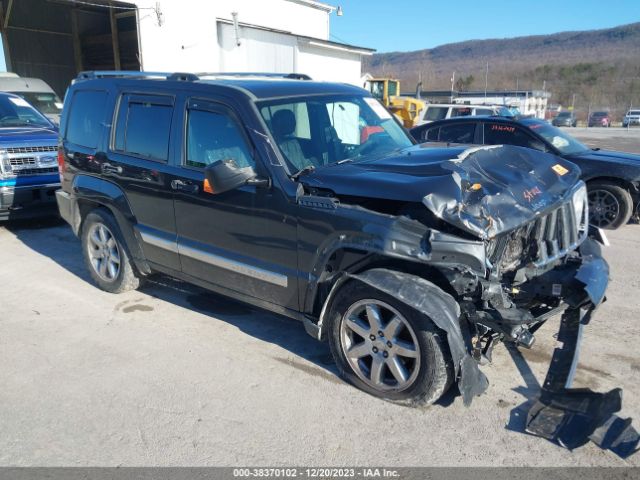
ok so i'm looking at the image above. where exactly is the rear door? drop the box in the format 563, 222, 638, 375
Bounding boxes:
103, 91, 180, 270
169, 97, 299, 309
482, 122, 547, 152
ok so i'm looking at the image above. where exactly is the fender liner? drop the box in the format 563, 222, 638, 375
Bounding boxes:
332, 268, 489, 406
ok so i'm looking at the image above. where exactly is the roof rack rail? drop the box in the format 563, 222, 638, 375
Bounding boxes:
75, 70, 312, 82
76, 71, 199, 81
197, 72, 312, 80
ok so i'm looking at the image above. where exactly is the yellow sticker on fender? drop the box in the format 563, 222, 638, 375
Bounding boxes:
552, 164, 569, 176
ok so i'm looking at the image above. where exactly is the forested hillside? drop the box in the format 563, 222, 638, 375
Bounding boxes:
364, 22, 640, 118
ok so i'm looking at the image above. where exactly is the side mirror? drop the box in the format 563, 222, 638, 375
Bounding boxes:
204, 159, 269, 195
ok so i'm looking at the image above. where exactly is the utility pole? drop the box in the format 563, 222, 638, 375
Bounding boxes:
450, 71, 455, 103
571, 93, 576, 111
484, 62, 488, 100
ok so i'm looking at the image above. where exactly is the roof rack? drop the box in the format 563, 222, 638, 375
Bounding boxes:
75, 71, 311, 82
197, 72, 312, 80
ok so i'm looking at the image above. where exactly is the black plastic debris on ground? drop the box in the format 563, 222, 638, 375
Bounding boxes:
524, 307, 639, 458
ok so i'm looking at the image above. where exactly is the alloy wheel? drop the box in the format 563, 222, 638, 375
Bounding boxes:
87, 223, 121, 282
340, 299, 421, 392
588, 189, 620, 228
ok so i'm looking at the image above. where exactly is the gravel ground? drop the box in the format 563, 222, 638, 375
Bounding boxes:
1, 127, 640, 466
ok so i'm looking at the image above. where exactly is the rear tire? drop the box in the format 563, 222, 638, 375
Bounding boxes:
327, 280, 453, 407
587, 180, 633, 230
81, 209, 141, 293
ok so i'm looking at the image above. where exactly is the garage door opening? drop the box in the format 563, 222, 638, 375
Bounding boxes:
0, 0, 140, 96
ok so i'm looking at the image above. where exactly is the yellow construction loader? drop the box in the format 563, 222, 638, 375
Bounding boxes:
367, 78, 424, 128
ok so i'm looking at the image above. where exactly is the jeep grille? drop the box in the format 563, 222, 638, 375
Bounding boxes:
489, 183, 588, 271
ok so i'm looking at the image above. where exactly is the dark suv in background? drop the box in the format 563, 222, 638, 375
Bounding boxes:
56, 72, 626, 447
588, 111, 611, 127
411, 116, 640, 229
552, 111, 577, 127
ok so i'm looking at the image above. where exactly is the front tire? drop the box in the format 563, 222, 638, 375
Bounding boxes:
327, 281, 453, 406
81, 209, 141, 293
587, 181, 633, 230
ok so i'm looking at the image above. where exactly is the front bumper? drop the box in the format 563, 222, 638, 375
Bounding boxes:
523, 238, 639, 458
0, 183, 59, 221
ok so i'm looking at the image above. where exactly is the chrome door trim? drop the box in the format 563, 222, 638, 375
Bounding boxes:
139, 229, 179, 253
178, 242, 288, 288
137, 227, 288, 288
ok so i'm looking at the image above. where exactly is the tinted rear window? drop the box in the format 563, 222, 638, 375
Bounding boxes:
424, 106, 448, 121
439, 123, 475, 143
114, 95, 173, 162
66, 90, 108, 148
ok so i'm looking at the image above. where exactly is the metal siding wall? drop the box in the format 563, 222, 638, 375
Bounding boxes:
218, 23, 295, 73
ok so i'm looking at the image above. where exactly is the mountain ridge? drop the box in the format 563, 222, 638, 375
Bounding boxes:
364, 22, 640, 116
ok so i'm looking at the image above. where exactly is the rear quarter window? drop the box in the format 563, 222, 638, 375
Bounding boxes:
66, 90, 108, 148
424, 106, 448, 122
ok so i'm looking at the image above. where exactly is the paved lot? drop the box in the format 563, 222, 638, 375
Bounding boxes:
1, 127, 640, 466
566, 126, 640, 154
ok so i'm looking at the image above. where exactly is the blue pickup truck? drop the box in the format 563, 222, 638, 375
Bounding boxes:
0, 92, 59, 220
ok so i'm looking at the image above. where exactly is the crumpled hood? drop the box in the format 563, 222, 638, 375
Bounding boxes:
302, 144, 581, 239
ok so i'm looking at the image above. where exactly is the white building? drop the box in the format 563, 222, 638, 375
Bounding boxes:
0, 0, 374, 96
133, 0, 373, 85
453, 90, 551, 119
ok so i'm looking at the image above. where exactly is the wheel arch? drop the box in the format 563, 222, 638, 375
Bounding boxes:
72, 175, 151, 275
317, 267, 488, 406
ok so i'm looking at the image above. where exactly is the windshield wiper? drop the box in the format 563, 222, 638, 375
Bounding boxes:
291, 165, 315, 181
336, 158, 353, 165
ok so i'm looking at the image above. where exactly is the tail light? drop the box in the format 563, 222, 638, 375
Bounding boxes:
57, 148, 66, 182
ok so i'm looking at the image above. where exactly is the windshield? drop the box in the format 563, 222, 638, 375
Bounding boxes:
258, 95, 413, 174
12, 91, 62, 115
0, 95, 52, 128
557, 112, 572, 118
523, 120, 588, 155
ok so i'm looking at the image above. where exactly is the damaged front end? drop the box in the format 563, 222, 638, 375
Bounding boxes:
419, 146, 637, 457
302, 145, 637, 456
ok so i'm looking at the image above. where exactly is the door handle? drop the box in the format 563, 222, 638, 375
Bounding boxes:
171, 179, 199, 194
101, 163, 123, 174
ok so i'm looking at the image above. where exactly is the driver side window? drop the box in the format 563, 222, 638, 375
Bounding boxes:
186, 109, 254, 170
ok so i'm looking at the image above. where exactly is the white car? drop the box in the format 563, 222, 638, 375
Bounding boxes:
623, 109, 640, 127
416, 103, 514, 125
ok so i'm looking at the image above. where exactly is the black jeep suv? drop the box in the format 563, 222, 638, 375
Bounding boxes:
57, 72, 616, 426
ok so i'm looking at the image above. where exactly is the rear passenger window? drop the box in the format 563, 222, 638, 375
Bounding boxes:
451, 107, 472, 117
484, 123, 539, 150
423, 106, 448, 122
113, 94, 173, 162
66, 90, 108, 148
186, 108, 254, 170
438, 123, 476, 144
